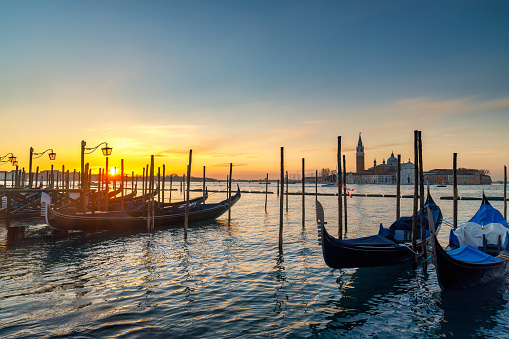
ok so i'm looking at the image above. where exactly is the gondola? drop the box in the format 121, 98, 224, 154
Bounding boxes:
315, 191, 442, 269
44, 187, 240, 232
428, 195, 509, 290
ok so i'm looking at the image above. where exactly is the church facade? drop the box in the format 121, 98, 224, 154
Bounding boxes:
348, 133, 415, 185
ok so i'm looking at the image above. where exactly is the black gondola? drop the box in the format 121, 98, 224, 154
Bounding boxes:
428, 196, 509, 290
45, 187, 240, 232
315, 191, 443, 269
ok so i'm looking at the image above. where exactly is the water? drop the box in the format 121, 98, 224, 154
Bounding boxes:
1, 183, 509, 338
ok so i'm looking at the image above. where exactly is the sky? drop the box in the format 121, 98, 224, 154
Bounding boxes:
1, 1, 508, 180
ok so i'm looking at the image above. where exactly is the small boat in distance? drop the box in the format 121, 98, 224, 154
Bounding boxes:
429, 194, 509, 290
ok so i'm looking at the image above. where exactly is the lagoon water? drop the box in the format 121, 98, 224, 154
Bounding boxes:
1, 183, 509, 338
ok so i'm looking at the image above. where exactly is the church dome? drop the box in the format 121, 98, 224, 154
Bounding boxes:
387, 151, 397, 165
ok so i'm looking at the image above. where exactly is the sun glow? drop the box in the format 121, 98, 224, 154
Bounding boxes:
109, 167, 120, 176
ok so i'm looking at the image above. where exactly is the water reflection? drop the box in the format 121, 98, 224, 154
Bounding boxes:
271, 252, 287, 314
433, 277, 507, 337
318, 263, 416, 334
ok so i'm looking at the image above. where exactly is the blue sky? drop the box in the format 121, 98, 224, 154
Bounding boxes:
1, 1, 508, 179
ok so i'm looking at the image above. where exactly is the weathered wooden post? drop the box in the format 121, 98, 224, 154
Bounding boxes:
113, 167, 117, 191
105, 157, 109, 212
157, 166, 161, 207
453, 153, 458, 230
315, 170, 318, 201
142, 167, 146, 206
132, 171, 135, 195
150, 156, 155, 231
228, 163, 233, 222
162, 165, 166, 204
121, 159, 124, 212
302, 158, 305, 226
397, 154, 401, 220
50, 165, 54, 189
279, 147, 284, 251
147, 156, 155, 232
35, 166, 39, 188
84, 163, 90, 214
412, 130, 419, 268
338, 136, 343, 240
504, 165, 507, 220
418, 131, 427, 269
343, 154, 347, 237
277, 179, 279, 196
185, 150, 192, 239
203, 166, 206, 201
169, 174, 173, 202
265, 173, 269, 212
285, 170, 288, 212
73, 170, 76, 189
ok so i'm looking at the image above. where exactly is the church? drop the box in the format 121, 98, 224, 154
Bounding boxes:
348, 133, 415, 184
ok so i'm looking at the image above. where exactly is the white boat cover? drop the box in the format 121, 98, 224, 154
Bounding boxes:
454, 221, 508, 248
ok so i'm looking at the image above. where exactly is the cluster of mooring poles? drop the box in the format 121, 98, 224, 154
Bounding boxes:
277, 136, 350, 251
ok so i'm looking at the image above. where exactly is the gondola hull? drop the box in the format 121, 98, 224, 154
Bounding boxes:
315, 192, 442, 269
46, 189, 240, 232
321, 231, 413, 268
431, 234, 508, 290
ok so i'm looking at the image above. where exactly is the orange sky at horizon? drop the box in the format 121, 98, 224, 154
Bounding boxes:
2, 3, 509, 181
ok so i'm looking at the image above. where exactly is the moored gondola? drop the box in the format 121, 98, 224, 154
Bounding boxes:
45, 187, 240, 232
428, 195, 509, 290
315, 191, 442, 269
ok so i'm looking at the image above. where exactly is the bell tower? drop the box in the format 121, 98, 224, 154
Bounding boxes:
356, 133, 365, 173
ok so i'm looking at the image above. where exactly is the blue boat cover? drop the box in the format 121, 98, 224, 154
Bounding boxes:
448, 229, 460, 248
448, 244, 502, 263
467, 203, 509, 228
385, 195, 443, 241
335, 234, 399, 247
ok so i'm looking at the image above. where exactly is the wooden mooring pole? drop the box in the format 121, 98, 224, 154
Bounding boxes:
412, 130, 419, 268
338, 136, 343, 240
504, 165, 507, 220
315, 170, 318, 201
203, 166, 206, 201
453, 153, 458, 230
418, 131, 427, 270
302, 158, 305, 226
397, 154, 401, 220
265, 173, 269, 212
279, 147, 284, 251
228, 163, 233, 223
285, 171, 288, 212
169, 174, 173, 203
162, 165, 166, 204
185, 150, 192, 239
343, 154, 347, 237
121, 159, 124, 212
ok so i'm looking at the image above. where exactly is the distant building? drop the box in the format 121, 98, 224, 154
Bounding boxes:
356, 133, 365, 173
349, 133, 414, 184
424, 169, 492, 185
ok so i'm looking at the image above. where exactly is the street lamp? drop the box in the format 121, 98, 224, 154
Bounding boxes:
29, 148, 56, 188
80, 141, 112, 211
0, 153, 17, 165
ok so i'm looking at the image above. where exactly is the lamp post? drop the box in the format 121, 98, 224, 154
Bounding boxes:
80, 141, 112, 212
29, 148, 56, 188
0, 153, 17, 165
